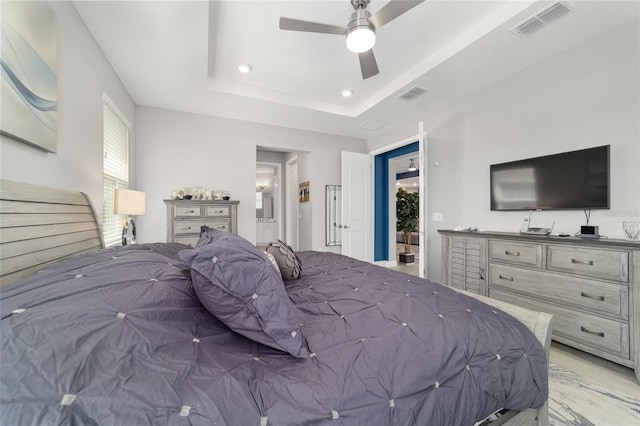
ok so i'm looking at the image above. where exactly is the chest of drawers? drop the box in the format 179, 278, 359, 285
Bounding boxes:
165, 199, 239, 246
439, 230, 640, 383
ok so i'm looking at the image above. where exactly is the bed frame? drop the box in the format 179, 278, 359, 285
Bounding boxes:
0, 179, 552, 425
0, 179, 104, 287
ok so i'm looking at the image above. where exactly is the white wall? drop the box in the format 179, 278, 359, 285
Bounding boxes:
368, 19, 640, 283
0, 1, 136, 217
135, 106, 366, 250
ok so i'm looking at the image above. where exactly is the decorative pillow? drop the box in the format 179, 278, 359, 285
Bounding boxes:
266, 240, 302, 281
263, 251, 281, 275
180, 228, 307, 358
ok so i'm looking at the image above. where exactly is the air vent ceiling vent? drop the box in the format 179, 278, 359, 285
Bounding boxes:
398, 86, 427, 100
358, 120, 386, 130
511, 2, 573, 36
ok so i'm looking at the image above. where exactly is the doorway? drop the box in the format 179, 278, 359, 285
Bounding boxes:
371, 134, 426, 278
256, 147, 302, 249
391, 154, 420, 276
256, 162, 282, 245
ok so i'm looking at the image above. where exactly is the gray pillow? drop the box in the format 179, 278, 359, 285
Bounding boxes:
180, 228, 307, 358
266, 240, 302, 281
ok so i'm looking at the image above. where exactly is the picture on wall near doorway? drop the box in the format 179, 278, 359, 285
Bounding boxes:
299, 181, 310, 203
0, 0, 58, 152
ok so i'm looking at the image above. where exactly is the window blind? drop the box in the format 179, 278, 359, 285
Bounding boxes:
102, 100, 130, 247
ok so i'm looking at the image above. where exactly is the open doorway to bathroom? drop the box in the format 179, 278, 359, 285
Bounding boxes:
256, 161, 281, 246
257, 147, 304, 251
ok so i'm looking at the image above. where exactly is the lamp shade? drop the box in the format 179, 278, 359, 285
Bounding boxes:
114, 189, 146, 215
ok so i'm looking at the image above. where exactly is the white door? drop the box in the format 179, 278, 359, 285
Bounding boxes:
286, 159, 299, 250
341, 151, 372, 262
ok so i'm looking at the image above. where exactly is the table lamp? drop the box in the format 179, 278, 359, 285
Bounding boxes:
114, 189, 146, 245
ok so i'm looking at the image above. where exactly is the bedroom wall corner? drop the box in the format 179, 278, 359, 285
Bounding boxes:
0, 1, 136, 224
135, 106, 366, 249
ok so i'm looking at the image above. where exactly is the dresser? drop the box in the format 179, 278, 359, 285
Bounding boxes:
439, 230, 640, 383
165, 199, 239, 246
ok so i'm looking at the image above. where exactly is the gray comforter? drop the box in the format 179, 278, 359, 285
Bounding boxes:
1, 243, 548, 425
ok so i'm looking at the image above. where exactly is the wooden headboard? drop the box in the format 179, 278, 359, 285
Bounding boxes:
0, 179, 104, 287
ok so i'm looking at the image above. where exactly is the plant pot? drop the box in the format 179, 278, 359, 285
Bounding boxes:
399, 252, 415, 264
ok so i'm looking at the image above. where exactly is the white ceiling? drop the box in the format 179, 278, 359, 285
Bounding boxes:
72, 0, 639, 140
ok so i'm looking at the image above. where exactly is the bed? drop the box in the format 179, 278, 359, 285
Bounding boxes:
0, 180, 553, 425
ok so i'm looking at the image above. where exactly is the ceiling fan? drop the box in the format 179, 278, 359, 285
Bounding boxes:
279, 0, 424, 80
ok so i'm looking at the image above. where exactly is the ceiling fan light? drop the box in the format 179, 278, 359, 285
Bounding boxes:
346, 27, 375, 53
346, 9, 375, 53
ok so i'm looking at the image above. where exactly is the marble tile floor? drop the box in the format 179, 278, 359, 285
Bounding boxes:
548, 342, 640, 425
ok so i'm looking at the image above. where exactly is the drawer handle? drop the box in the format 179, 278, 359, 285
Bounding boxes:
183, 210, 195, 214
580, 292, 605, 302
580, 326, 605, 338
181, 226, 192, 231
215, 210, 224, 214
504, 250, 520, 256
498, 275, 514, 282
571, 258, 594, 266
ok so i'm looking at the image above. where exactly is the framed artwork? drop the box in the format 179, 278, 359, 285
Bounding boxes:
299, 181, 310, 203
1, 1, 58, 152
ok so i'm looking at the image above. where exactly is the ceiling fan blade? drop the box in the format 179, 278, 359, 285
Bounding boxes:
369, 0, 424, 28
279, 17, 346, 35
358, 49, 379, 79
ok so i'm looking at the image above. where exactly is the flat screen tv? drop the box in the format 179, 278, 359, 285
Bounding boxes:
490, 145, 610, 211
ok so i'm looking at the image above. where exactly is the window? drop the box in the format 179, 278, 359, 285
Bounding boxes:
102, 96, 131, 247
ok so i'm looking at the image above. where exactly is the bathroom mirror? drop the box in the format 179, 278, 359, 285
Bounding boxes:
325, 185, 342, 246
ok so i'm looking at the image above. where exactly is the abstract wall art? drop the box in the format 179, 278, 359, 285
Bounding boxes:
1, 1, 58, 152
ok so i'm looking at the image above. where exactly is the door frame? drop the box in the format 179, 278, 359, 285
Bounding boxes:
285, 157, 299, 250
370, 129, 427, 277
256, 161, 283, 241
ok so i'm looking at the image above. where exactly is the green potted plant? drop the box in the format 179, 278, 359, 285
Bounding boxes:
396, 187, 419, 263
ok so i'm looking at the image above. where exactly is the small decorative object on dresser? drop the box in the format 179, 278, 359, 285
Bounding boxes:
165, 198, 239, 246
623, 221, 640, 241
439, 229, 640, 384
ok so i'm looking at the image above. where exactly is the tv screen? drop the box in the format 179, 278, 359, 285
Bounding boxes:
490, 145, 610, 211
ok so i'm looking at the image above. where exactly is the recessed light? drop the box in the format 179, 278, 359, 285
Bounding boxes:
238, 64, 252, 73
341, 90, 352, 97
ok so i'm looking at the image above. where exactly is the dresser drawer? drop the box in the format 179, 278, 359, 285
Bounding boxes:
173, 219, 231, 235
174, 236, 200, 247
489, 264, 628, 319
203, 219, 231, 233
206, 206, 230, 217
547, 246, 629, 282
489, 240, 543, 268
174, 206, 202, 218
173, 221, 202, 235
490, 288, 629, 359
